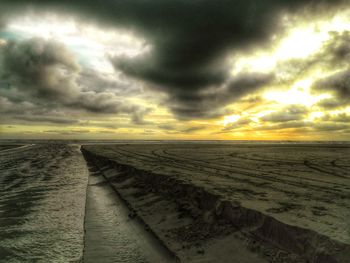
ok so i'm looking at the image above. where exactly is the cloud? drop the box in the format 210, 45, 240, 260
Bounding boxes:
312, 122, 350, 132
78, 121, 119, 129
43, 129, 91, 135
75, 91, 140, 114
1, 38, 81, 101
181, 126, 206, 134
0, 96, 81, 124
273, 30, 350, 109
130, 108, 153, 125
78, 68, 142, 96
158, 124, 176, 131
244, 120, 349, 133
312, 70, 350, 108
320, 31, 350, 67
0, 17, 6, 30
261, 105, 308, 122
164, 72, 274, 119
0, 96, 35, 114
222, 118, 253, 132
1, 0, 344, 120
15, 115, 79, 124
321, 113, 350, 122
243, 120, 309, 132
154, 125, 207, 135
0, 38, 150, 124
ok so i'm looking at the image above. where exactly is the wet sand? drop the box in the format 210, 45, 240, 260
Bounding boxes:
83, 163, 177, 263
82, 143, 350, 262
0, 144, 88, 262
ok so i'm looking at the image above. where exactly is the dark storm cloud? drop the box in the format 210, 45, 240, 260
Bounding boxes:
0, 0, 345, 119
167, 72, 274, 119
225, 73, 275, 98
261, 105, 308, 122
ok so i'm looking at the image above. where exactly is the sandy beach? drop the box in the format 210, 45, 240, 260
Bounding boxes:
82, 143, 350, 262
1, 142, 349, 262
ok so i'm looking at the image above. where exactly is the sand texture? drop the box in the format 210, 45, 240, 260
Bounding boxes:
82, 143, 350, 262
0, 144, 88, 262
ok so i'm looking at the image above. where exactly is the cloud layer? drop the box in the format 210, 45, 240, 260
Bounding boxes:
0, 0, 349, 139
0, 38, 148, 124
0, 0, 346, 120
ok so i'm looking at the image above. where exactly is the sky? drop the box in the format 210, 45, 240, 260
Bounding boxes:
0, 0, 349, 140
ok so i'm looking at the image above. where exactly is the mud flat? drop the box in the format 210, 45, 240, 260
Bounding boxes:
82, 143, 350, 263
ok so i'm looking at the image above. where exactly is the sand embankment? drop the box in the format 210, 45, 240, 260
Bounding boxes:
83, 162, 177, 263
81, 143, 350, 263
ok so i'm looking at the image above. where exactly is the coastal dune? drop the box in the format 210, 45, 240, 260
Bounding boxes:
81, 143, 350, 263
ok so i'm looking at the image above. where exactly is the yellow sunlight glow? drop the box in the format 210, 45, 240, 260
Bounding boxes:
308, 111, 325, 121
223, 115, 240, 125
232, 11, 350, 75
263, 79, 332, 106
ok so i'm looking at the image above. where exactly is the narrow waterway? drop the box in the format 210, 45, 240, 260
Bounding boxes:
83, 164, 176, 263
